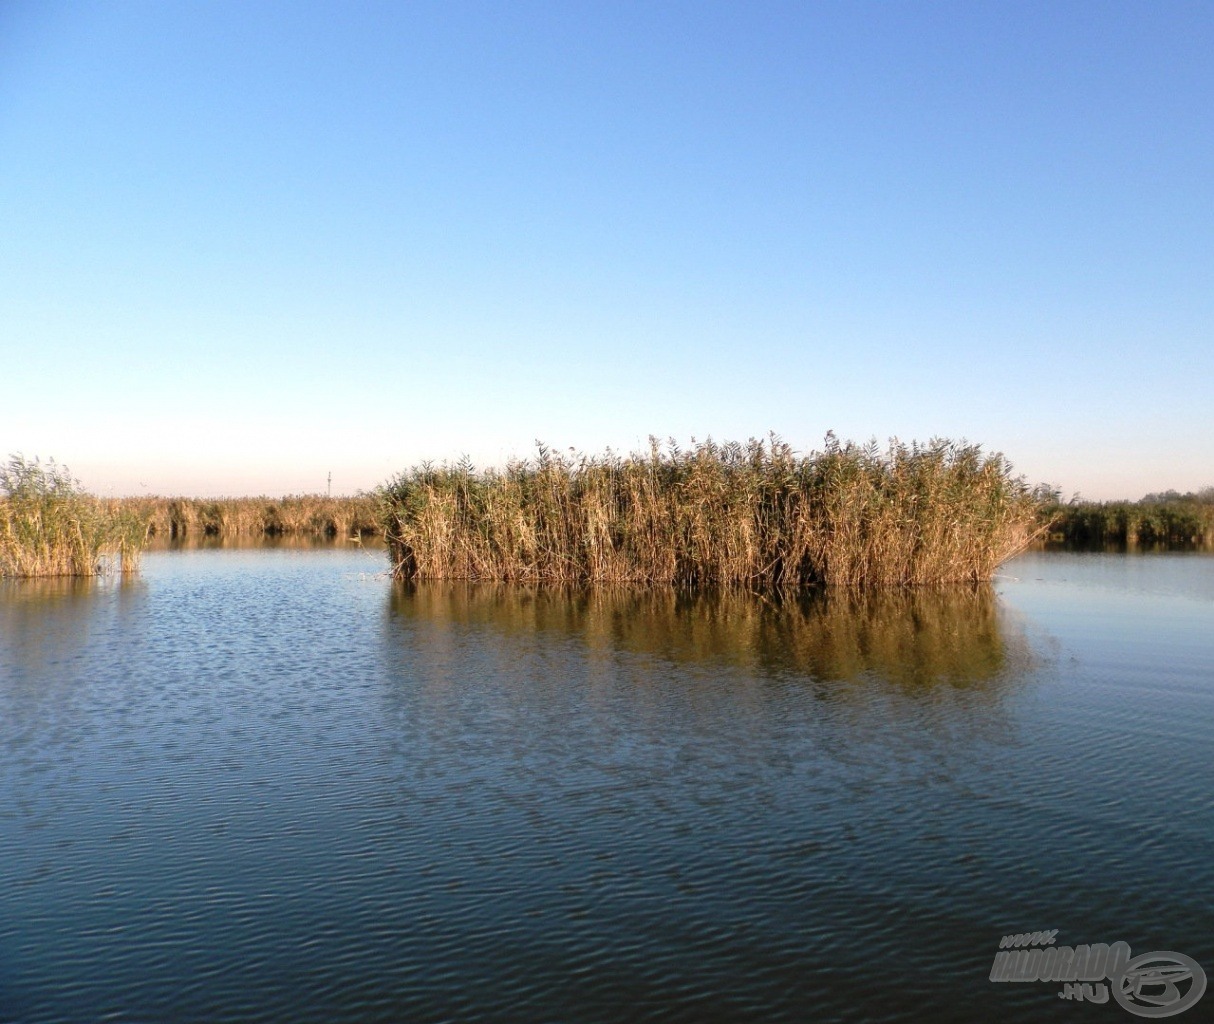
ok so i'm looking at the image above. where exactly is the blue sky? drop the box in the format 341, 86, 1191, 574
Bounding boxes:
2, 1, 1211, 499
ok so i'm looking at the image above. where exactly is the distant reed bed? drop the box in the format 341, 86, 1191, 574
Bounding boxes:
120, 495, 380, 541
1046, 491, 1214, 547
380, 435, 1046, 587
1, 456, 146, 577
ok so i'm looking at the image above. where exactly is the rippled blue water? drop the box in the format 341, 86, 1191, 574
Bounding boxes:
1, 546, 1211, 1023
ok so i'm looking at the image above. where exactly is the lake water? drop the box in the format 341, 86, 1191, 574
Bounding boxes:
1, 545, 1211, 1023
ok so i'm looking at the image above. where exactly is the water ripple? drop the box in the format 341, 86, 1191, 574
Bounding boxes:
0, 548, 1211, 1022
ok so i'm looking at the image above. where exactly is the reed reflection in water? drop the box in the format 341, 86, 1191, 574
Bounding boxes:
387, 582, 1030, 691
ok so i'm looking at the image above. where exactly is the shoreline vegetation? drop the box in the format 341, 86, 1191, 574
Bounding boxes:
380, 436, 1048, 587
120, 495, 380, 542
1044, 491, 1214, 547
1, 453, 379, 578
1, 456, 145, 577
6, 444, 1211, 581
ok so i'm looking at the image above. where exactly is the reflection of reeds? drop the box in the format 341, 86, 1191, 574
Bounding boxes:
381, 436, 1045, 587
389, 582, 1023, 688
1, 456, 147, 577
116, 495, 380, 540
143, 532, 381, 553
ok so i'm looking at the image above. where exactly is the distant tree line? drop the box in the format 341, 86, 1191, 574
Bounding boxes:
1046, 486, 1214, 546
1139, 486, 1214, 505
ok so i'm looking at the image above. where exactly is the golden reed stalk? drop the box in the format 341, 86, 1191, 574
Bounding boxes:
379, 435, 1049, 588
1, 456, 147, 577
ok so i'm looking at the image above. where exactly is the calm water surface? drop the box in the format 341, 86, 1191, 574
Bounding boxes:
1, 546, 1211, 1023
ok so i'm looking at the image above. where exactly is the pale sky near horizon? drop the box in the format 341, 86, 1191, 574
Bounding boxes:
2, 1, 1211, 500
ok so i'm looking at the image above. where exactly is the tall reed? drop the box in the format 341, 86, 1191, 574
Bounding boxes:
379, 435, 1046, 587
0, 456, 148, 577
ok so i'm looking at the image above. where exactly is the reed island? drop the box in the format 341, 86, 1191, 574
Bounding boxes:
379, 435, 1046, 587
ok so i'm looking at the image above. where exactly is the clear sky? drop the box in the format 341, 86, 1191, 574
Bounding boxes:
2, 1, 1211, 499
